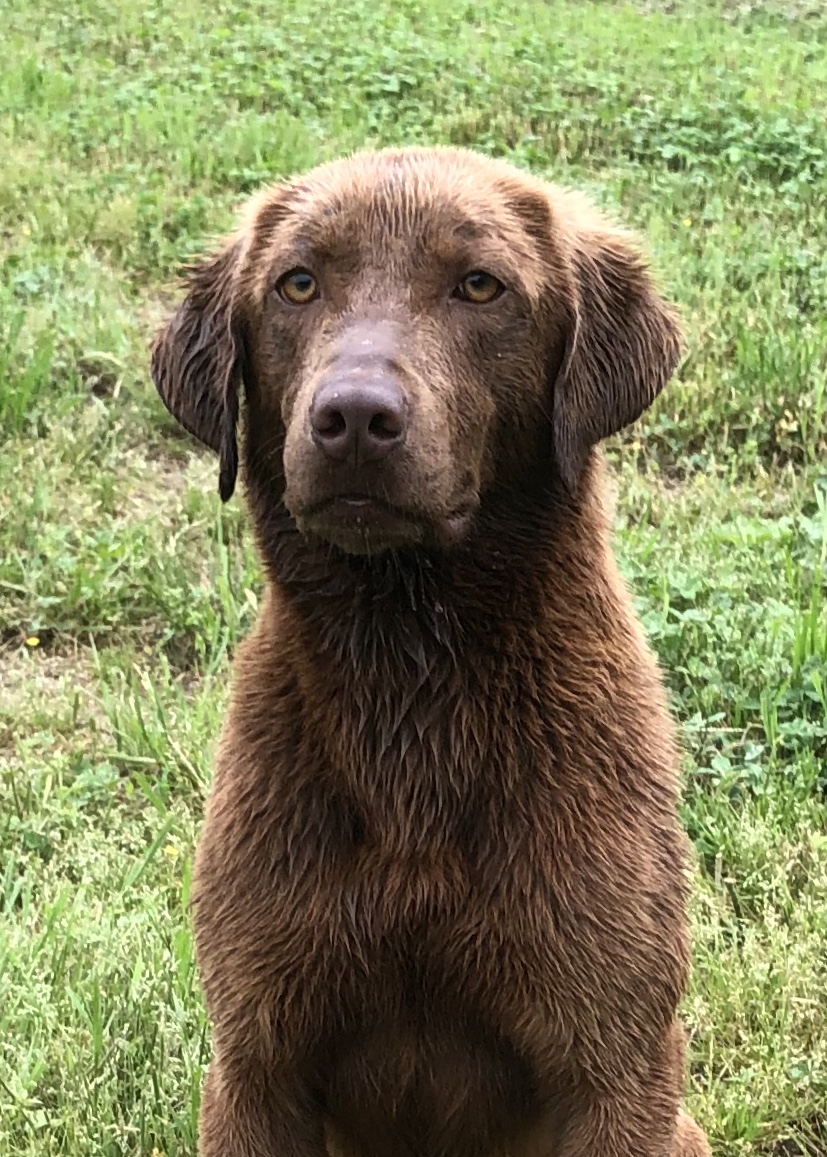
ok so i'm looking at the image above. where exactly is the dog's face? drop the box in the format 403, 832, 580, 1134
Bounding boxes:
152, 148, 680, 555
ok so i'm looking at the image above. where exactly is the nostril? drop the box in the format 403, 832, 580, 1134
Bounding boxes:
368, 410, 404, 442
315, 407, 347, 439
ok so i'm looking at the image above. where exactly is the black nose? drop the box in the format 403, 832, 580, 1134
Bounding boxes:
310, 378, 408, 464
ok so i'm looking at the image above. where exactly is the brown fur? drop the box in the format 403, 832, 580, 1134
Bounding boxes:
152, 147, 711, 1156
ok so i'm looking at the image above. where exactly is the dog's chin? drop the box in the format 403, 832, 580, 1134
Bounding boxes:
292, 495, 478, 556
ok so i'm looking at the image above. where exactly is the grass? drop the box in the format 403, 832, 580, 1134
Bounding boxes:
1, 0, 826, 1152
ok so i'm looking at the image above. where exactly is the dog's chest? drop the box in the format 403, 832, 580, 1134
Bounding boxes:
313, 821, 580, 1050
324, 1010, 560, 1157
300, 681, 594, 1021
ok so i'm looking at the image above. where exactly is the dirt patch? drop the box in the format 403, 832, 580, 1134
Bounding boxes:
134, 290, 178, 337
113, 445, 215, 524
0, 646, 111, 754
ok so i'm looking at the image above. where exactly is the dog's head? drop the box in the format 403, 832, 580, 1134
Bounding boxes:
152, 148, 680, 555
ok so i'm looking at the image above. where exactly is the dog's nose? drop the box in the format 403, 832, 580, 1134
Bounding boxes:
310, 378, 408, 463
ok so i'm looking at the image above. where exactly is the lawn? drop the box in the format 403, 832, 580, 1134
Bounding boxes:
1, 0, 826, 1153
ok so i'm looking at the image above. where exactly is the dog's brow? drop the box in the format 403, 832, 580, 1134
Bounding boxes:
452, 220, 487, 242
280, 231, 358, 270
269, 203, 537, 296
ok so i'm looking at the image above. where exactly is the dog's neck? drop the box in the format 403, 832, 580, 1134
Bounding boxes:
239, 459, 632, 847
250, 461, 612, 680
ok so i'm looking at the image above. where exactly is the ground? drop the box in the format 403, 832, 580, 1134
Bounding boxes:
1, 1, 826, 1153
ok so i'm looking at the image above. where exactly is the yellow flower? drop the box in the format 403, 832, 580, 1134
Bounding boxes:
682, 217, 692, 227
25, 635, 40, 648
163, 844, 179, 860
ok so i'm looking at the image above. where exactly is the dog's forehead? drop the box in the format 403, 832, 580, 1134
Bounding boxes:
309, 161, 505, 233
256, 150, 549, 274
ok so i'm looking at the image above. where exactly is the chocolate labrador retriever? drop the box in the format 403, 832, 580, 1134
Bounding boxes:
152, 146, 710, 1157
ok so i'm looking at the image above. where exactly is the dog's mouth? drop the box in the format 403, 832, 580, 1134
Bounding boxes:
295, 492, 478, 554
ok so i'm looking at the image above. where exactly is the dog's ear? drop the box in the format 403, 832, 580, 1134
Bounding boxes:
151, 240, 243, 502
552, 227, 682, 496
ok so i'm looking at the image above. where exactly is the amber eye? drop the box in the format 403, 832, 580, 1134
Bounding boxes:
454, 270, 505, 304
277, 268, 318, 305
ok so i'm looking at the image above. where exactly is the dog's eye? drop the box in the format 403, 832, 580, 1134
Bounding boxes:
277, 269, 319, 305
453, 271, 504, 304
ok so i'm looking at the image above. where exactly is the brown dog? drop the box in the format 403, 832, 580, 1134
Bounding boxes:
152, 147, 711, 1157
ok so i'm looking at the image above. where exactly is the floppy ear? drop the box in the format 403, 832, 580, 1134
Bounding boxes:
552, 230, 682, 495
151, 241, 243, 502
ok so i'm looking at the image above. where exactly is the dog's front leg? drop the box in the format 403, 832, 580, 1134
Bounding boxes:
556, 1102, 710, 1157
556, 1101, 710, 1157
553, 1030, 710, 1157
199, 1057, 327, 1157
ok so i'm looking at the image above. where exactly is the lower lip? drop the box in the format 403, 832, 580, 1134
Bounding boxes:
304, 496, 419, 550
326, 497, 407, 526
338, 497, 374, 509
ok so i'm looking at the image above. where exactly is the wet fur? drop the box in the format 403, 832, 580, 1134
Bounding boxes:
151, 147, 711, 1156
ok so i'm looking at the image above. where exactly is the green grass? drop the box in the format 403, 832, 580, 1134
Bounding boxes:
1, 0, 826, 1152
